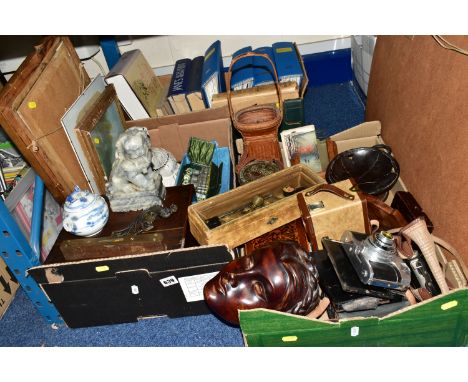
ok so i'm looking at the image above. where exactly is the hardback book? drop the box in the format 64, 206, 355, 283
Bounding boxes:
272, 42, 304, 88
201, 40, 226, 108
105, 49, 165, 119
253, 46, 276, 87
230, 46, 254, 91
167, 58, 192, 114
185, 56, 206, 112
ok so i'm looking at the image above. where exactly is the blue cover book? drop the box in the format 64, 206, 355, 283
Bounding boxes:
272, 42, 303, 87
230, 46, 254, 91
167, 58, 192, 114
253, 46, 276, 87
201, 40, 226, 108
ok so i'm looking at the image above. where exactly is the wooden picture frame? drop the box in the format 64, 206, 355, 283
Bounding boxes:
61, 75, 107, 194
0, 36, 91, 203
75, 84, 127, 194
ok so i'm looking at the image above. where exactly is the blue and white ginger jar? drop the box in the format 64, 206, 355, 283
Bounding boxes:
63, 186, 109, 237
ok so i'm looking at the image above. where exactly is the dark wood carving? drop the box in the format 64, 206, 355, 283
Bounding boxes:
244, 219, 309, 255
204, 240, 320, 325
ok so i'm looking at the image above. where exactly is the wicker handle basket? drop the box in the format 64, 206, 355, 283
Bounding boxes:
226, 51, 284, 129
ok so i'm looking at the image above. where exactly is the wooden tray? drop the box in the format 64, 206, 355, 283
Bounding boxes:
188, 164, 324, 249
47, 185, 194, 263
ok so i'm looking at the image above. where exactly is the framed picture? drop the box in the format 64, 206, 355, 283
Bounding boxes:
280, 125, 321, 172
75, 84, 127, 194
61, 75, 107, 194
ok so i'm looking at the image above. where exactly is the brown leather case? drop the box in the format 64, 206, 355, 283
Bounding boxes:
362, 192, 408, 231
391, 191, 434, 233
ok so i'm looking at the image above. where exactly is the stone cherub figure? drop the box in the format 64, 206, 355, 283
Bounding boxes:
106, 126, 167, 212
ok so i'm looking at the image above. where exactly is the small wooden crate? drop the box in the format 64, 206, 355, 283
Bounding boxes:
188, 164, 325, 249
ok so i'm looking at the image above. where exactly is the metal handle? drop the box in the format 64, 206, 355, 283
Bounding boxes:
373, 144, 392, 155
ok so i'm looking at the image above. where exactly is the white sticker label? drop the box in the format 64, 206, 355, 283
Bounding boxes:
160, 275, 178, 287
351, 326, 360, 337
178, 272, 219, 302
131, 285, 139, 295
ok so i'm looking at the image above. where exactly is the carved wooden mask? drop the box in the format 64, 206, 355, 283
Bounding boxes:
204, 240, 320, 325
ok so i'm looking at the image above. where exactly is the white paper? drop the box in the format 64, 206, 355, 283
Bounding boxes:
178, 271, 219, 303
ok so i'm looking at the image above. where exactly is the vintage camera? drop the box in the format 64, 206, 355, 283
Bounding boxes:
340, 230, 411, 291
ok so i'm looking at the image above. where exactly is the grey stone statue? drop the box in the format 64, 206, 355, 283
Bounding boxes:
106, 127, 166, 212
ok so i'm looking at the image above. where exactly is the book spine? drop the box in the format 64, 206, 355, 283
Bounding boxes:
168, 59, 192, 98
201, 40, 224, 108
230, 46, 253, 91
272, 42, 303, 88
186, 56, 204, 94
253, 47, 276, 87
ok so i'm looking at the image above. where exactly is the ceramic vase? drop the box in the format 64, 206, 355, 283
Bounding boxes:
63, 186, 109, 237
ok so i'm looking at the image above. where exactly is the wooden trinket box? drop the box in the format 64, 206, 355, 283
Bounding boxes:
188, 164, 325, 249
188, 165, 370, 250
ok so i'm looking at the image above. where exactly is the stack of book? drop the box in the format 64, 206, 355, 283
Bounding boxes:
230, 41, 304, 90
105, 41, 303, 118
168, 39, 226, 113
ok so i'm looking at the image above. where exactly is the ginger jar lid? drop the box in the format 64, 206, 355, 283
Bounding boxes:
64, 186, 96, 212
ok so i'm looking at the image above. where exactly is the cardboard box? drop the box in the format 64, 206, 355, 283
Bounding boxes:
324, 121, 409, 204
22, 99, 238, 329
238, 120, 468, 346
0, 258, 19, 319
29, 245, 234, 328
126, 105, 236, 190
126, 106, 232, 162
27, 184, 235, 328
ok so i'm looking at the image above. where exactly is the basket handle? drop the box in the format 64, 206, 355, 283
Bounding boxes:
226, 51, 284, 120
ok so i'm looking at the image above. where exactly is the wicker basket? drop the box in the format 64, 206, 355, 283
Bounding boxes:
227, 52, 284, 173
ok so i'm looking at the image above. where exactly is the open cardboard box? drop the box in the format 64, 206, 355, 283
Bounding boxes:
126, 105, 236, 188
25, 106, 237, 328
238, 119, 468, 347
126, 106, 232, 162
324, 120, 409, 204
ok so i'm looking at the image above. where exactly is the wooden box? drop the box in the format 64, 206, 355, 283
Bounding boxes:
188, 164, 325, 249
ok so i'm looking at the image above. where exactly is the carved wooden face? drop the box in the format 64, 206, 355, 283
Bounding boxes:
204, 241, 320, 325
